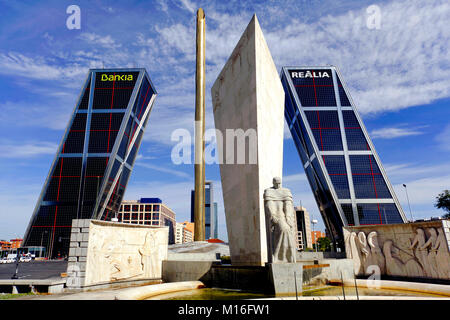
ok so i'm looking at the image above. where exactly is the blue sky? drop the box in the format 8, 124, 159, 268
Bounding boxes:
0, 0, 449, 241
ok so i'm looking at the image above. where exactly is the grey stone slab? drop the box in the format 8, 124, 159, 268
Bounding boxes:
80, 241, 89, 248
71, 227, 80, 234
268, 263, 303, 296
82, 232, 89, 242
82, 220, 91, 228
80, 248, 88, 257
72, 220, 80, 228
69, 248, 77, 257
69, 241, 79, 248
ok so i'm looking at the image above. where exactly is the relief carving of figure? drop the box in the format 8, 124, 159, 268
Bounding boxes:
357, 232, 371, 275
264, 177, 296, 263
433, 228, 450, 279
420, 228, 440, 278
139, 231, 157, 277
367, 231, 385, 274
348, 232, 363, 275
410, 228, 430, 277
383, 240, 405, 276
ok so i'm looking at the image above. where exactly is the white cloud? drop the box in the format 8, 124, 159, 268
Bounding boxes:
371, 126, 426, 139
179, 0, 196, 13
78, 32, 122, 49
435, 124, 450, 151
135, 161, 191, 178
0, 141, 58, 158
0, 52, 85, 80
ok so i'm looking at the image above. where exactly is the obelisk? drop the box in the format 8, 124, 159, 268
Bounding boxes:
211, 15, 285, 266
194, 8, 206, 241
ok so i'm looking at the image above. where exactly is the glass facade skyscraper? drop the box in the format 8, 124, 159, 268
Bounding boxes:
23, 68, 157, 258
281, 66, 406, 248
190, 181, 218, 240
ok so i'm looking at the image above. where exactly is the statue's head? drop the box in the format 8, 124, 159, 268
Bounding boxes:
272, 177, 281, 189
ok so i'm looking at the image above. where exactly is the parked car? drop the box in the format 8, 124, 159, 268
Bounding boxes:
19, 256, 32, 262
0, 257, 8, 264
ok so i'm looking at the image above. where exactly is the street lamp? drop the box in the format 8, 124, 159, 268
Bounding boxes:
311, 219, 318, 252
39, 230, 48, 258
11, 247, 22, 279
403, 184, 414, 222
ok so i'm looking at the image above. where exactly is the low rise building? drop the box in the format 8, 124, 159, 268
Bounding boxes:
0, 240, 11, 251
10, 238, 23, 249
118, 198, 176, 244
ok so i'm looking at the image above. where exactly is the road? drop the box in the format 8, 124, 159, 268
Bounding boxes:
0, 260, 67, 280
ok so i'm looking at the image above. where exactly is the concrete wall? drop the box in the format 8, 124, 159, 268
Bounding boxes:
344, 220, 450, 280
67, 219, 168, 289
211, 15, 284, 266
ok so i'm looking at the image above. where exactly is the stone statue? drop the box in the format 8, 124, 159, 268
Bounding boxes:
264, 177, 296, 263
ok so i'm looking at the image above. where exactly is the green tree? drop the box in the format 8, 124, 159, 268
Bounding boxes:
435, 190, 450, 219
316, 237, 331, 252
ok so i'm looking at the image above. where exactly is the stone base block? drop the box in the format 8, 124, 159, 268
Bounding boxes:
267, 263, 303, 296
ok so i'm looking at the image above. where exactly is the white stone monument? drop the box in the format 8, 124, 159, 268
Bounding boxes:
66, 219, 168, 289
211, 15, 284, 266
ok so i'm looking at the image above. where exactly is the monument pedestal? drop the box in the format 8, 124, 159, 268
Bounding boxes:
267, 263, 303, 296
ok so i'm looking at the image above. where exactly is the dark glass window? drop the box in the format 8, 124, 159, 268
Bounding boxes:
342, 111, 369, 151
88, 113, 124, 153
118, 118, 133, 159
126, 129, 143, 166
305, 111, 342, 151
132, 78, 154, 121
44, 157, 82, 202
336, 76, 351, 106
323, 155, 350, 199
350, 155, 392, 199
85, 157, 108, 177
63, 131, 85, 154
283, 77, 296, 120
341, 204, 354, 225
78, 77, 91, 110
124, 205, 130, 212
63, 112, 86, 153
357, 203, 402, 225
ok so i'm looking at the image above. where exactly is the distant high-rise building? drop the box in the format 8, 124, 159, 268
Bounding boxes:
175, 222, 193, 244
294, 207, 312, 250
190, 181, 218, 240
23, 69, 157, 258
118, 198, 176, 244
281, 66, 406, 249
